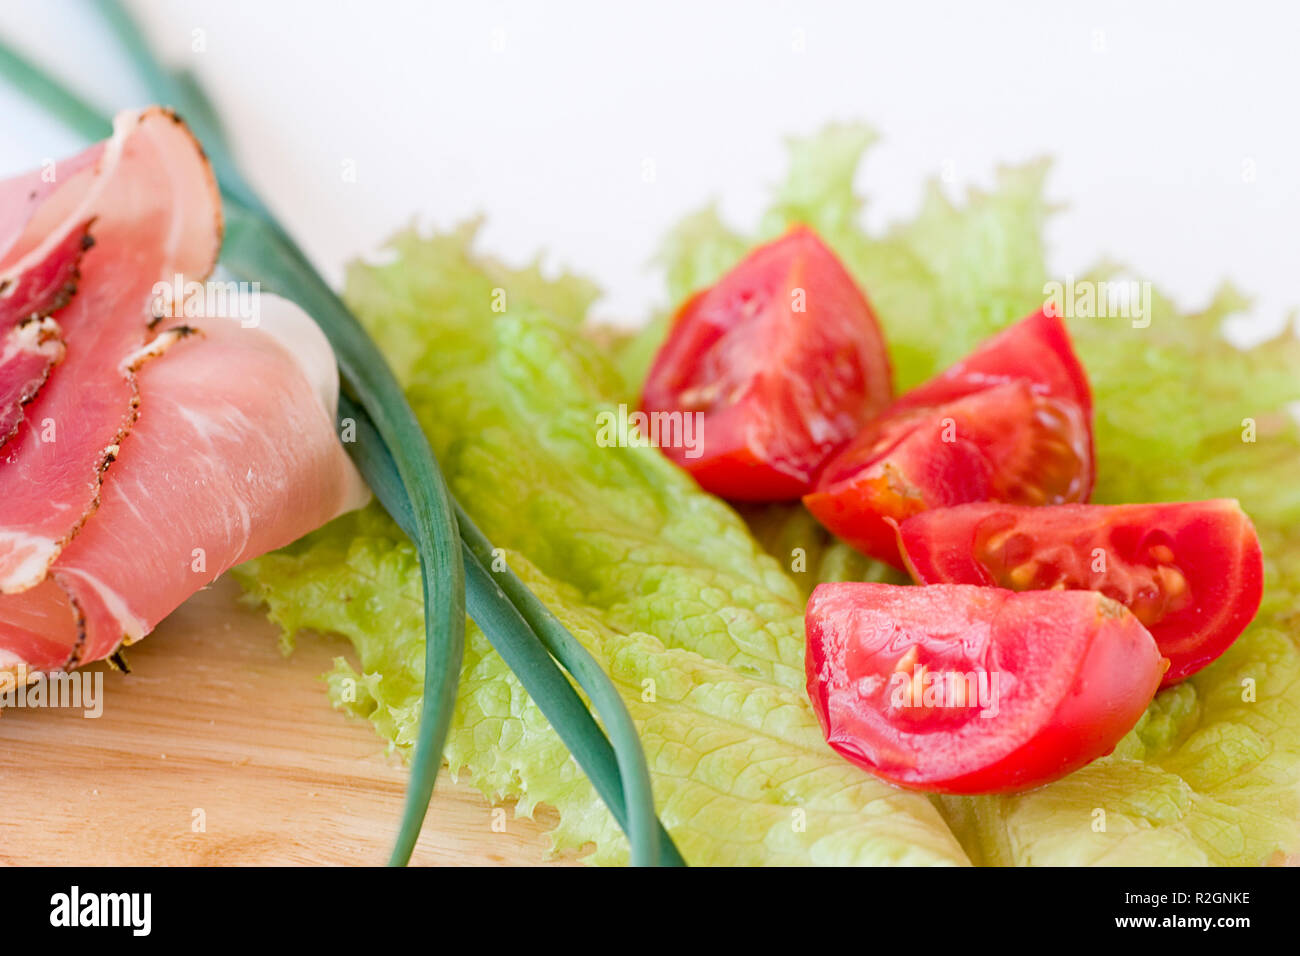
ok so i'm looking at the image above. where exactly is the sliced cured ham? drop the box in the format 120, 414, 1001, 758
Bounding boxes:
0, 107, 222, 592
0, 108, 368, 680
0, 317, 65, 448
0, 221, 94, 330
0, 140, 102, 270
0, 295, 370, 673
0, 146, 104, 416
0, 221, 94, 454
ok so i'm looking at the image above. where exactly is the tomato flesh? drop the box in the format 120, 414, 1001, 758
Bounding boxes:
640, 225, 892, 500
895, 500, 1264, 686
804, 310, 1095, 567
805, 582, 1164, 794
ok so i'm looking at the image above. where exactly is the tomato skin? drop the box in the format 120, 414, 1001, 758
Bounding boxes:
895, 499, 1264, 686
805, 583, 1164, 794
640, 225, 893, 501
892, 308, 1094, 419
804, 310, 1095, 567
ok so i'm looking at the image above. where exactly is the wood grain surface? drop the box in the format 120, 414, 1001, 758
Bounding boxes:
0, 577, 571, 866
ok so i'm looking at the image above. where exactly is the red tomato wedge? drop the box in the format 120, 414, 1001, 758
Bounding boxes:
640, 225, 893, 500
895, 500, 1264, 686
805, 582, 1165, 794
889, 307, 1093, 418
804, 310, 1094, 567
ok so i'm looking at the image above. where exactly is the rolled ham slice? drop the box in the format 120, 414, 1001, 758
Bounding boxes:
0, 316, 65, 448
0, 140, 103, 272
0, 109, 369, 677
0, 221, 93, 454
0, 107, 223, 591
0, 295, 369, 674
0, 142, 106, 433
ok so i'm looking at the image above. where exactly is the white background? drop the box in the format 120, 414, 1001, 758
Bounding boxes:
2, 0, 1296, 336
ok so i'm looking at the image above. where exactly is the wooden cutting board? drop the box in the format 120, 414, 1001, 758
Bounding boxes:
0, 577, 572, 866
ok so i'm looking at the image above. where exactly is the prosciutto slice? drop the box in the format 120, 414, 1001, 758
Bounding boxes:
0, 108, 222, 592
0, 296, 369, 673
0, 317, 65, 447
0, 140, 102, 270
0, 217, 94, 453
0, 142, 105, 411
0, 109, 368, 677
0, 221, 93, 330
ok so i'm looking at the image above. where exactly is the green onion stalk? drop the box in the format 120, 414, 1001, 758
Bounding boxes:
0, 0, 683, 867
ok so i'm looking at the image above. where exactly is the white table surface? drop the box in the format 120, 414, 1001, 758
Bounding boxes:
2, 0, 1296, 337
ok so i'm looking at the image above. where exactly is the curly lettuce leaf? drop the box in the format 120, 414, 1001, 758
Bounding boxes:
736, 502, 906, 602
236, 220, 966, 866
239, 125, 1300, 866
639, 124, 1300, 865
